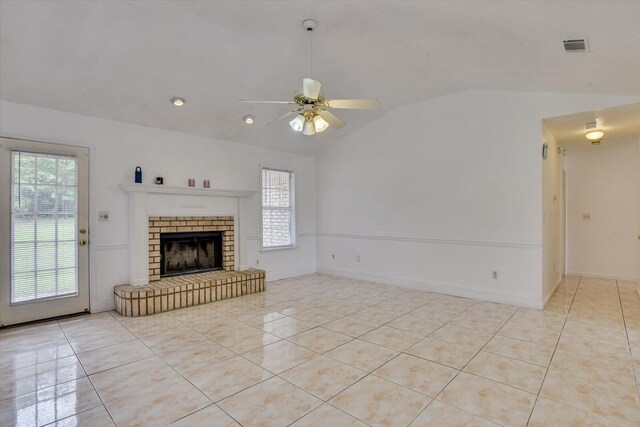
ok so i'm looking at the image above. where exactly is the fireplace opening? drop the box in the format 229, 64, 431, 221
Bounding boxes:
160, 231, 223, 277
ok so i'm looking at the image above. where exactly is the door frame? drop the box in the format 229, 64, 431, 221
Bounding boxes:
0, 137, 90, 326
562, 168, 567, 276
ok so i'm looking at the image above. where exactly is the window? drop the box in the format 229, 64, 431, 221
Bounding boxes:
11, 151, 79, 303
261, 167, 295, 249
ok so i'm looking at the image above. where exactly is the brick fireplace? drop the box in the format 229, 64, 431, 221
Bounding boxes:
115, 184, 265, 317
148, 216, 235, 281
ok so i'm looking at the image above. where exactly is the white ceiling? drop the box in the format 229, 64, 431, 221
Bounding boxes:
2, 1, 640, 155
544, 102, 640, 149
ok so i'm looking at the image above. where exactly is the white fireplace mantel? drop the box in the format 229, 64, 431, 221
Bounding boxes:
121, 183, 256, 198
121, 183, 257, 286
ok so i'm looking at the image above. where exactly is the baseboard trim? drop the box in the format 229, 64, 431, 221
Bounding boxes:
542, 276, 564, 309
92, 298, 116, 313
266, 265, 317, 282
317, 266, 541, 309
567, 271, 638, 282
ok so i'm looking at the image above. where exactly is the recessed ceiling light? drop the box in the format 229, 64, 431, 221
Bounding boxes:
170, 97, 185, 107
243, 115, 255, 124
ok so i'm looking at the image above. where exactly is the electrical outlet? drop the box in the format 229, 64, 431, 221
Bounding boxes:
356, 255, 361, 263
256, 259, 259, 265
492, 271, 498, 279
582, 213, 591, 221
98, 211, 110, 221
332, 254, 335, 259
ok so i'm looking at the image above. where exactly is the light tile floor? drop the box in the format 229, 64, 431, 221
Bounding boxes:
1, 274, 640, 426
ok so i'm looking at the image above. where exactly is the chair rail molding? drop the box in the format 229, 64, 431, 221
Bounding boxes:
315, 231, 541, 249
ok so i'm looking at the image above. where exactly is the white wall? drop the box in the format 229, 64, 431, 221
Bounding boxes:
2, 90, 638, 313
565, 137, 638, 280
316, 90, 640, 308
541, 123, 565, 304
0, 100, 316, 312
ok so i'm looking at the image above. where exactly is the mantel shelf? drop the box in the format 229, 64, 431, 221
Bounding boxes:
120, 183, 256, 198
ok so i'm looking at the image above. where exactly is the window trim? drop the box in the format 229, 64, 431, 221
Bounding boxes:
260, 166, 296, 251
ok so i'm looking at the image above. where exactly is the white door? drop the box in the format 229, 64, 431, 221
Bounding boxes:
0, 138, 89, 326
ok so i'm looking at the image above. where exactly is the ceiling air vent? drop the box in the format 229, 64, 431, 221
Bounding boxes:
563, 39, 588, 53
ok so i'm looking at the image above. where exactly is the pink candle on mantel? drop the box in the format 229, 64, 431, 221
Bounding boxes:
188, 178, 195, 187
203, 179, 210, 188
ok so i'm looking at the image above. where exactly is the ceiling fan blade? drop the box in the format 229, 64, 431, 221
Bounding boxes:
326, 99, 380, 110
240, 100, 295, 104
318, 110, 346, 129
267, 109, 301, 125
303, 78, 322, 100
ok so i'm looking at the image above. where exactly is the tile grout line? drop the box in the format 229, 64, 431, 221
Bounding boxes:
616, 279, 640, 403
120, 313, 245, 426
533, 278, 640, 426
523, 276, 580, 427
108, 308, 257, 426
56, 314, 118, 426
125, 307, 283, 427
406, 300, 523, 427
277, 293, 446, 427
147, 295, 381, 426
7, 275, 637, 426
241, 286, 417, 427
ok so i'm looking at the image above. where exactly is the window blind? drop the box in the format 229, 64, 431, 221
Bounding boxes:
11, 151, 79, 303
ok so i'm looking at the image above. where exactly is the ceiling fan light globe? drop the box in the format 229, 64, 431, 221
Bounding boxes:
289, 115, 305, 132
302, 119, 316, 136
313, 115, 329, 132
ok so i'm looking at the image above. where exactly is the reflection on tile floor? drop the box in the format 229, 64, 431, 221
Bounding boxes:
1, 274, 640, 426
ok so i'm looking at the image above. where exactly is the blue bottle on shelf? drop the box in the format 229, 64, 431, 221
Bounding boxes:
135, 166, 142, 183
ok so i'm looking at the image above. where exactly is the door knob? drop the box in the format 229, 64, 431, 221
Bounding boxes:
79, 228, 87, 235
79, 239, 87, 246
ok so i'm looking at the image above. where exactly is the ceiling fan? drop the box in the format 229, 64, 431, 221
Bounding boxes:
240, 19, 379, 136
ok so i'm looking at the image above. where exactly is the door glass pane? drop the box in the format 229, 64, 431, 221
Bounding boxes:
11, 151, 79, 303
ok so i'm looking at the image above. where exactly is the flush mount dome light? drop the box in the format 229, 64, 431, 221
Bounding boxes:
170, 97, 185, 106
586, 130, 604, 140
242, 114, 255, 124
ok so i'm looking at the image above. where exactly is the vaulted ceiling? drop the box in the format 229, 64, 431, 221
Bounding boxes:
2, 1, 639, 154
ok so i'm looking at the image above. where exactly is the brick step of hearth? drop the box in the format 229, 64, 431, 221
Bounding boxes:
114, 269, 265, 316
